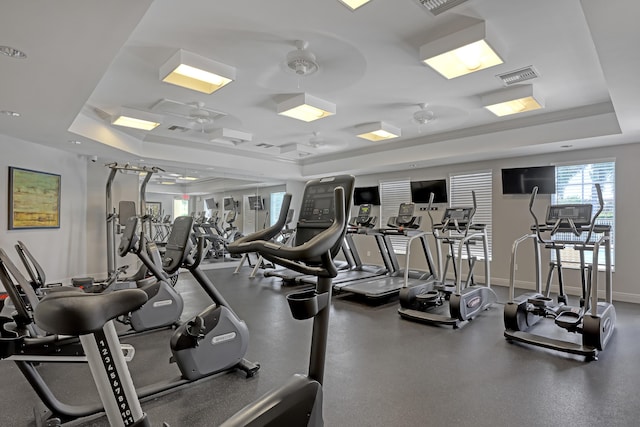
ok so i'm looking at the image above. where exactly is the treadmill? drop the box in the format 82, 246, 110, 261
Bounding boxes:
296, 204, 391, 287
335, 203, 436, 300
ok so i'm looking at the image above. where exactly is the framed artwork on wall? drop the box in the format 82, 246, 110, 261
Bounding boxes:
8, 167, 61, 229
146, 201, 162, 218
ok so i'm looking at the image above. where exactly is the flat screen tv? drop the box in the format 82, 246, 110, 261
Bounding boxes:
501, 166, 556, 195
223, 197, 235, 210
353, 186, 381, 206
248, 195, 264, 210
205, 197, 216, 209
410, 179, 447, 203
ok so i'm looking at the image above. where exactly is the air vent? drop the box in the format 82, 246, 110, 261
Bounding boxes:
416, 0, 469, 16
167, 125, 190, 132
497, 66, 540, 86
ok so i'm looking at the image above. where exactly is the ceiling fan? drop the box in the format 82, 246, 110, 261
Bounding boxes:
150, 99, 227, 133
413, 103, 436, 132
307, 131, 345, 151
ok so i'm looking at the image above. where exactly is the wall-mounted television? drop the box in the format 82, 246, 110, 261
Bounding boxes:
353, 186, 381, 206
205, 197, 217, 209
248, 195, 264, 210
501, 166, 556, 195
410, 179, 447, 203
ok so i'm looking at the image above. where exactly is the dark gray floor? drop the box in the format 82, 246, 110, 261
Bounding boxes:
2, 266, 640, 426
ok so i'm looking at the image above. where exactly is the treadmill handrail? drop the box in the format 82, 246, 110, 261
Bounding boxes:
228, 188, 346, 276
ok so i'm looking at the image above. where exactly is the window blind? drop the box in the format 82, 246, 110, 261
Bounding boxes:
449, 170, 493, 260
380, 179, 411, 254
552, 161, 615, 267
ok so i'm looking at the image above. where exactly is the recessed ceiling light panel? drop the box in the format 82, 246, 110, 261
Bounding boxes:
420, 21, 503, 79
111, 107, 162, 131
338, 0, 372, 11
481, 84, 544, 117
160, 49, 236, 94
277, 93, 336, 122
356, 121, 401, 141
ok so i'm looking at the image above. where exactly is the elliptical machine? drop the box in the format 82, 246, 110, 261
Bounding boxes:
504, 185, 615, 360
24, 175, 354, 427
398, 192, 497, 328
0, 212, 258, 425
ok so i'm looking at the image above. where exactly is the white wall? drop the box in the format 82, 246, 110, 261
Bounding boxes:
0, 135, 88, 287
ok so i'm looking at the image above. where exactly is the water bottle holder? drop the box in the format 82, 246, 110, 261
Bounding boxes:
286, 290, 329, 320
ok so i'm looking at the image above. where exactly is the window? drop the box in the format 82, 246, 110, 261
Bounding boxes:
270, 191, 286, 226
552, 161, 615, 268
173, 199, 189, 218
448, 170, 493, 261
380, 179, 411, 254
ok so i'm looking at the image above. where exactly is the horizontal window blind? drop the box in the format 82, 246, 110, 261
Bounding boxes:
552, 161, 615, 267
448, 170, 493, 261
380, 179, 411, 254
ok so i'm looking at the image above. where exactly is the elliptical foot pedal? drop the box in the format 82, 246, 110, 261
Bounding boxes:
527, 296, 553, 308
415, 290, 439, 303
555, 310, 582, 330
436, 283, 456, 294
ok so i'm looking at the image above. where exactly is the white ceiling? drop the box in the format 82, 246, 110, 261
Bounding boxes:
2, 0, 639, 190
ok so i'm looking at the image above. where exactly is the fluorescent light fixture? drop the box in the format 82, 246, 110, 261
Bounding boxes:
277, 93, 336, 122
481, 84, 544, 117
159, 49, 236, 94
111, 108, 162, 131
356, 121, 401, 141
338, 0, 371, 10
177, 176, 198, 181
420, 21, 503, 79
210, 128, 253, 145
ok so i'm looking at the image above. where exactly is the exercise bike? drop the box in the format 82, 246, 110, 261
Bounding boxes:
0, 213, 258, 425
9, 217, 184, 334
24, 175, 354, 426
503, 184, 615, 360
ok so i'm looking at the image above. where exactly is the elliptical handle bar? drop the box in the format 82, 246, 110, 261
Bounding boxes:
426, 192, 435, 229
528, 186, 549, 244
228, 187, 346, 264
583, 183, 604, 244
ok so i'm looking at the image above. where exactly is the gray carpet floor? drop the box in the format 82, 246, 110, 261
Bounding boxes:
1, 265, 638, 426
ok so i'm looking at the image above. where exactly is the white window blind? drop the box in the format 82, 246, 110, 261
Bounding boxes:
552, 161, 615, 267
380, 179, 411, 254
449, 170, 493, 261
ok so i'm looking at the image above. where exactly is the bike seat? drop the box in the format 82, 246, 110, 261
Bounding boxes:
34, 289, 148, 336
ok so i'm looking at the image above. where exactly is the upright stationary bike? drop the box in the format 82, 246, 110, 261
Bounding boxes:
27, 175, 354, 426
